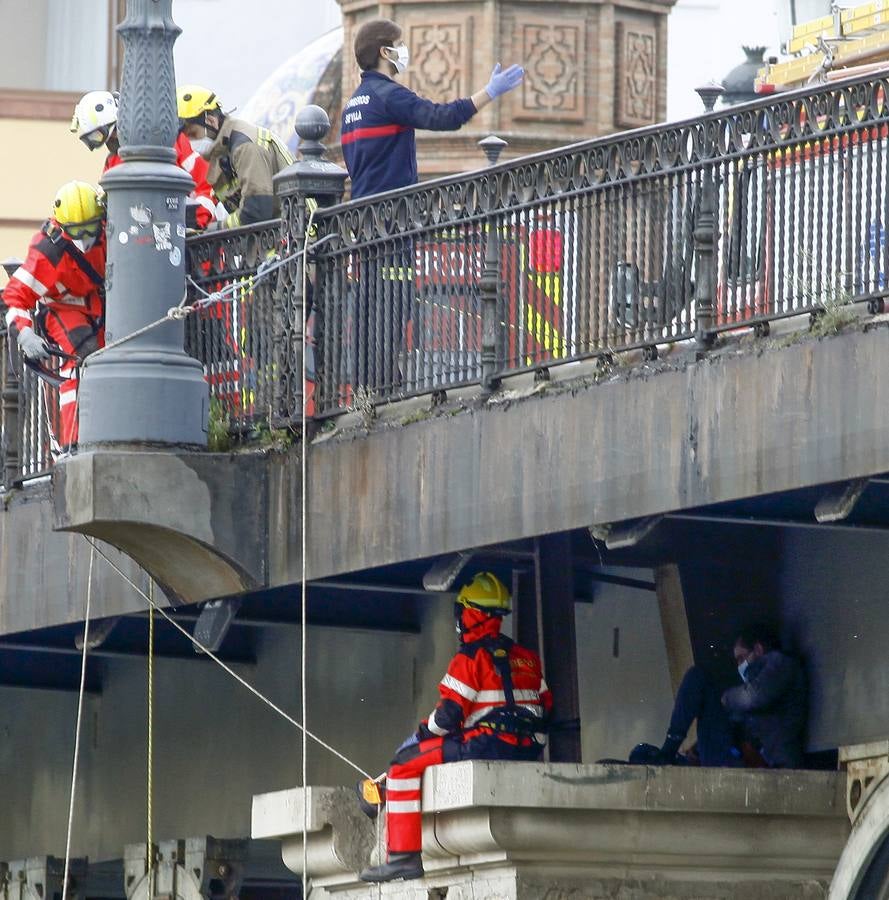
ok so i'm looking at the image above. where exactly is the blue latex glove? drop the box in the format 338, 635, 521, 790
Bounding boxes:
485, 63, 524, 100
395, 732, 420, 754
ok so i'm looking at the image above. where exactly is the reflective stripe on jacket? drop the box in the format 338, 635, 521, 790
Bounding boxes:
205, 118, 294, 229
341, 70, 476, 199
423, 619, 552, 746
3, 224, 105, 334
105, 132, 218, 229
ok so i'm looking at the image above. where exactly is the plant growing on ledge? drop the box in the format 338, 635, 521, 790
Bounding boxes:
208, 397, 232, 453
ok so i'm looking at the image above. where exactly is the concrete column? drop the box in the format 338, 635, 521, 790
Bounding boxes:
78, 0, 207, 448
537, 533, 581, 762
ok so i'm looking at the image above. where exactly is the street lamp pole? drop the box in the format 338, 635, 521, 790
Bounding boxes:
78, 0, 207, 449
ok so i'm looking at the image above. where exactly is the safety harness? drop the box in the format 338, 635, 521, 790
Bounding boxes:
468, 636, 547, 743
25, 224, 105, 386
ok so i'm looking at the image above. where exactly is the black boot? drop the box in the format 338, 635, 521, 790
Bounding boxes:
359, 852, 424, 883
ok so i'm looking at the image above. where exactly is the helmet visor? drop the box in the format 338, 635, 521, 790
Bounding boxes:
81, 128, 108, 151
65, 219, 103, 241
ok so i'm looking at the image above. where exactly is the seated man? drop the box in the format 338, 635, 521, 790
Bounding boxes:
357, 572, 552, 883
644, 624, 807, 769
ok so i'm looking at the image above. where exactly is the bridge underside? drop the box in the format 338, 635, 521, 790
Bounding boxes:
4, 322, 889, 871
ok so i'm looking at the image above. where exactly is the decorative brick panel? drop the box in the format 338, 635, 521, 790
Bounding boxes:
518, 19, 586, 121
616, 20, 657, 128
404, 21, 470, 103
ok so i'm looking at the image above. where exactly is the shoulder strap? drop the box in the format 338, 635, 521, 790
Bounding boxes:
60, 239, 104, 292
484, 636, 516, 706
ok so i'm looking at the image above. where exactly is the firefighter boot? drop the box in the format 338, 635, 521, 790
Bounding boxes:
355, 778, 385, 819
359, 852, 424, 883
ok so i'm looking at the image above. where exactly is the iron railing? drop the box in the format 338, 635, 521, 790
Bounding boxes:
4, 71, 889, 478
184, 220, 283, 433
0, 325, 58, 484
308, 72, 889, 413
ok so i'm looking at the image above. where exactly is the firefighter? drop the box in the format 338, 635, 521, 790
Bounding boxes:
3, 182, 106, 451
176, 85, 294, 230
357, 572, 552, 883
342, 18, 524, 199
71, 89, 219, 230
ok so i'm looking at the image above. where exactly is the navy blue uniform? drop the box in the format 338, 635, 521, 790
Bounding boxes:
342, 71, 477, 199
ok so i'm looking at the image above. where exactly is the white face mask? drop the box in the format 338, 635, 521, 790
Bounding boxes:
384, 44, 410, 74
737, 659, 751, 683
191, 136, 214, 157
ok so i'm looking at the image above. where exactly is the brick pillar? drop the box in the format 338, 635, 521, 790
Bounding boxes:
335, 0, 678, 178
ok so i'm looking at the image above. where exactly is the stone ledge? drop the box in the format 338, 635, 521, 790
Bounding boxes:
52, 451, 268, 604
252, 762, 850, 898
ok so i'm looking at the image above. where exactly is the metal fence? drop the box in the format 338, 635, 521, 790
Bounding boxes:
308, 73, 889, 414
0, 327, 59, 484
184, 220, 283, 434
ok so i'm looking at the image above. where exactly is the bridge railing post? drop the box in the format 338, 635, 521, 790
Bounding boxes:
0, 327, 21, 487
693, 83, 723, 352
273, 106, 347, 426
478, 136, 508, 394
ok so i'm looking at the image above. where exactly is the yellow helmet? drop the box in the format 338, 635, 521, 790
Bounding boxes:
177, 85, 222, 121
52, 182, 104, 229
456, 572, 511, 614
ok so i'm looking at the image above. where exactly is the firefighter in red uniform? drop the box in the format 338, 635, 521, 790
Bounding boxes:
71, 90, 219, 229
3, 182, 107, 451
357, 572, 552, 883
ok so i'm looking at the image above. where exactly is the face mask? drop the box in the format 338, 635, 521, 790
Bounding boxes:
737, 659, 750, 683
384, 44, 410, 74
191, 136, 214, 157
73, 234, 98, 252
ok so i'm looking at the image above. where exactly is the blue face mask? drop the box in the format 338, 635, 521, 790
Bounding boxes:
737, 659, 751, 682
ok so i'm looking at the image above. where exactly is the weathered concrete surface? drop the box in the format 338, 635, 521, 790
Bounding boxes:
281, 325, 889, 582
0, 483, 147, 635
256, 762, 849, 898
52, 451, 268, 605
9, 323, 889, 629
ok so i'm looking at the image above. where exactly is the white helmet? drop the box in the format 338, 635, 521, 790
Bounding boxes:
71, 91, 119, 150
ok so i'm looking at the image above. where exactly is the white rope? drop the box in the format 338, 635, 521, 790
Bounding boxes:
61, 542, 94, 900
81, 536, 373, 780
84, 239, 334, 364
300, 202, 317, 900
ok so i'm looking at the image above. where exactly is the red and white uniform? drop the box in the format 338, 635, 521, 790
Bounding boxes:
384, 613, 552, 854
105, 132, 218, 229
3, 223, 106, 448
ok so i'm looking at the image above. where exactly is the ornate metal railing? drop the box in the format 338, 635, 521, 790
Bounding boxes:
184, 220, 283, 434
307, 72, 889, 414
0, 324, 57, 485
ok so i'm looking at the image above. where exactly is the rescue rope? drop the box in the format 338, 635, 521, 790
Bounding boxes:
84, 237, 334, 364
147, 584, 155, 896
300, 202, 316, 900
61, 541, 94, 900
81, 536, 373, 779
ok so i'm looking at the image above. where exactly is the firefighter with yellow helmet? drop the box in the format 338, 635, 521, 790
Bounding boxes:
3, 182, 106, 450
176, 85, 294, 230
356, 572, 552, 883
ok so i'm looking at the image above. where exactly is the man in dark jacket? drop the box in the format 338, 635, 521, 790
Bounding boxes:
342, 18, 524, 199
651, 624, 807, 769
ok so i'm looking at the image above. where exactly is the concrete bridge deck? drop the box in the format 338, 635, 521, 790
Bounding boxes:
4, 317, 887, 635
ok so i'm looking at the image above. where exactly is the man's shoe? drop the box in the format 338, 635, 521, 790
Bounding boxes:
359, 852, 424, 883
